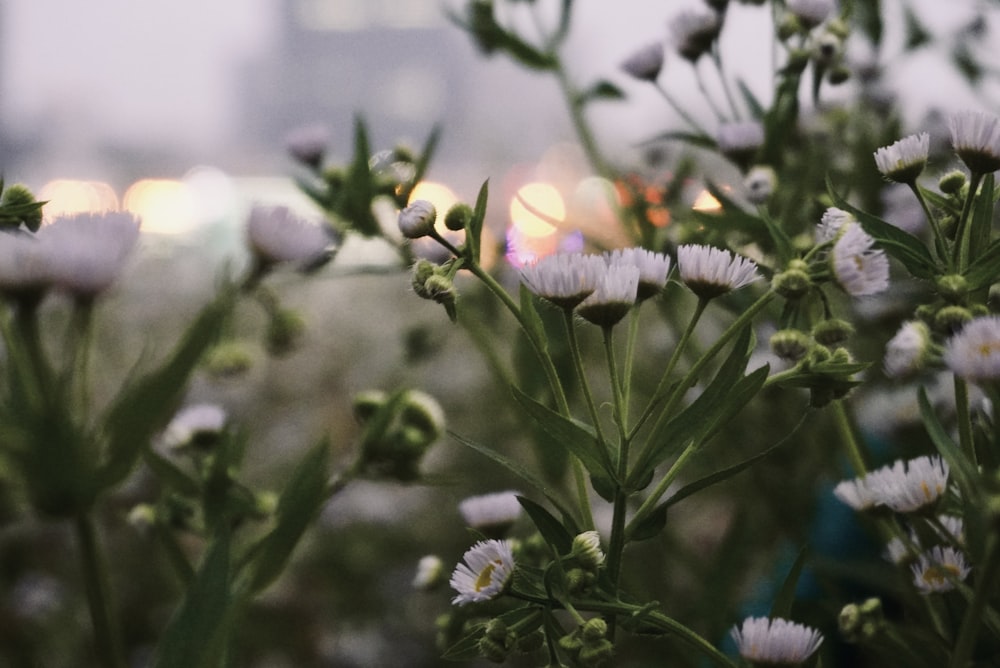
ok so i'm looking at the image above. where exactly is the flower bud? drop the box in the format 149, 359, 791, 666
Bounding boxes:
1, 184, 44, 232
773, 262, 813, 300
827, 65, 850, 85
935, 305, 973, 334
578, 641, 614, 668
937, 274, 969, 304
265, 308, 306, 357
399, 200, 437, 239
813, 318, 854, 346
581, 618, 608, 642
423, 274, 456, 304
401, 390, 446, 442
744, 165, 776, 204
412, 555, 445, 590
203, 342, 255, 378
127, 504, 157, 534
571, 531, 605, 570
352, 389, 388, 424
770, 329, 812, 362
444, 203, 474, 231
777, 14, 801, 40
813, 32, 842, 66
565, 567, 596, 595
939, 170, 967, 195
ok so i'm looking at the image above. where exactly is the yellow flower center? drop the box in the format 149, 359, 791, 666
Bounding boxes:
475, 560, 501, 592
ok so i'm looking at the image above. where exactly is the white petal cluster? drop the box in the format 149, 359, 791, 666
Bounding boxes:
836, 456, 949, 514
246, 205, 332, 266
911, 546, 971, 594
883, 320, 932, 379
873, 133, 930, 183
669, 10, 722, 61
677, 244, 760, 299
0, 231, 53, 295
831, 222, 889, 296
285, 123, 330, 167
398, 200, 437, 239
815, 207, 855, 243
950, 110, 1000, 173
577, 264, 640, 327
161, 403, 228, 450
943, 316, 1000, 384
605, 248, 671, 301
744, 166, 777, 205
450, 539, 515, 606
38, 212, 141, 298
412, 555, 444, 590
458, 490, 522, 533
620, 42, 665, 82
730, 616, 823, 665
520, 252, 606, 309
716, 121, 765, 155
787, 0, 836, 28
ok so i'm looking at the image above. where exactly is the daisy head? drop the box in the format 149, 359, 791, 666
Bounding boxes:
605, 248, 671, 301
520, 252, 606, 310
450, 539, 515, 606
246, 205, 333, 270
883, 320, 933, 379
815, 207, 855, 243
620, 41, 665, 82
943, 316, 1000, 385
830, 222, 889, 296
832, 475, 880, 512
873, 133, 930, 184
577, 263, 639, 327
716, 121, 764, 170
730, 616, 823, 665
787, 0, 836, 29
458, 490, 522, 538
669, 10, 723, 61
160, 403, 228, 451
911, 545, 971, 594
949, 110, 1000, 174
676, 244, 760, 300
867, 455, 950, 513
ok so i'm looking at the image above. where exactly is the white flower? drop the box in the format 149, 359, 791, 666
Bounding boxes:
676, 244, 760, 299
873, 133, 930, 183
37, 212, 141, 299
832, 475, 880, 511
450, 539, 515, 606
934, 514, 965, 545
944, 316, 1000, 384
246, 205, 332, 267
459, 490, 522, 537
830, 222, 889, 296
0, 231, 52, 298
911, 546, 971, 594
744, 166, 777, 205
285, 123, 330, 168
787, 0, 836, 28
412, 555, 444, 590
885, 535, 915, 565
620, 42, 664, 82
669, 10, 722, 61
884, 320, 932, 379
950, 110, 1000, 174
398, 200, 437, 239
868, 455, 949, 513
571, 531, 605, 569
730, 616, 823, 665
716, 121, 764, 165
815, 207, 855, 242
605, 248, 671, 301
577, 263, 639, 327
161, 403, 228, 450
520, 252, 606, 309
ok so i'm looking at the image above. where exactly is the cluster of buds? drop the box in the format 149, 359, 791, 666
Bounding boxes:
558, 618, 614, 668
839, 598, 886, 643
353, 389, 445, 481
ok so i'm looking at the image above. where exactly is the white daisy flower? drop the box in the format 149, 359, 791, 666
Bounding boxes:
883, 320, 932, 379
911, 545, 971, 594
577, 263, 639, 327
459, 490, 522, 537
950, 110, 1000, 174
885, 535, 916, 565
412, 555, 445, 590
788, 0, 836, 28
620, 42, 665, 82
161, 403, 228, 450
716, 121, 764, 169
943, 316, 1000, 384
285, 123, 330, 169
669, 10, 722, 61
605, 248, 671, 301
874, 133, 930, 184
450, 539, 515, 606
832, 475, 880, 511
933, 515, 965, 545
398, 200, 437, 240
38, 212, 141, 299
730, 616, 823, 665
868, 455, 949, 513
246, 205, 333, 267
520, 253, 606, 309
676, 244, 760, 299
830, 222, 889, 296
744, 166, 777, 205
0, 231, 53, 299
815, 207, 855, 243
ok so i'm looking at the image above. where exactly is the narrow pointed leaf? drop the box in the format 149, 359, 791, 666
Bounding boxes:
770, 546, 809, 618
518, 495, 574, 555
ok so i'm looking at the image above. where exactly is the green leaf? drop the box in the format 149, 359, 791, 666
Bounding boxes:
240, 438, 331, 594
969, 172, 994, 267
736, 78, 765, 119
965, 238, 1000, 290
918, 387, 978, 501
449, 430, 578, 531
770, 546, 809, 619
629, 502, 668, 542
903, 6, 931, 50
98, 286, 237, 489
469, 179, 489, 263
342, 116, 380, 236
153, 529, 233, 668
577, 80, 625, 105
827, 178, 939, 279
498, 31, 557, 71
510, 385, 615, 481
518, 496, 574, 555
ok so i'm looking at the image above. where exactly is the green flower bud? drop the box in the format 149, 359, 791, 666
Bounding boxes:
255, 491, 279, 517
770, 329, 811, 362
777, 14, 802, 40
578, 641, 614, 668
265, 308, 306, 357
827, 65, 850, 85
813, 318, 854, 346
581, 618, 608, 642
203, 341, 255, 378
935, 305, 973, 334
939, 169, 967, 195
571, 531, 605, 570
485, 618, 510, 642
401, 390, 446, 442
565, 567, 595, 595
516, 629, 546, 653
937, 274, 969, 303
423, 274, 456, 303
127, 504, 157, 533
444, 203, 474, 232
478, 634, 511, 663
773, 263, 813, 300
352, 389, 387, 424
814, 32, 843, 66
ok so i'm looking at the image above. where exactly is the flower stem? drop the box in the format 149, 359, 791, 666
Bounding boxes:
953, 170, 983, 272
908, 183, 951, 271
831, 400, 868, 476
75, 513, 126, 668
564, 308, 607, 448
603, 326, 631, 589
654, 83, 711, 136
953, 375, 977, 466
625, 441, 698, 539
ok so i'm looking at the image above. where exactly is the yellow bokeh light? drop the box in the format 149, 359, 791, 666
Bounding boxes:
123, 179, 197, 235
692, 189, 722, 213
38, 180, 118, 221
408, 181, 458, 232
510, 182, 564, 238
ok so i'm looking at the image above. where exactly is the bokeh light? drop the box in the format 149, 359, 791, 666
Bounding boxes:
408, 181, 459, 230
123, 179, 198, 235
692, 189, 722, 213
510, 182, 564, 238
38, 180, 119, 221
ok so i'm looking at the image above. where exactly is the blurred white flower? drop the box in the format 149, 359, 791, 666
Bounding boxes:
520, 252, 606, 309
867, 455, 949, 513
620, 41, 664, 82
38, 211, 141, 299
246, 205, 332, 268
577, 263, 639, 327
787, 0, 836, 28
161, 403, 228, 450
412, 555, 445, 590
950, 110, 1000, 174
911, 545, 970, 594
285, 123, 330, 168
832, 475, 879, 511
669, 10, 722, 61
730, 616, 823, 665
943, 316, 1000, 384
744, 166, 777, 205
605, 248, 671, 301
883, 320, 932, 379
459, 490, 522, 537
450, 539, 515, 606
830, 222, 889, 296
0, 231, 52, 298
815, 206, 855, 242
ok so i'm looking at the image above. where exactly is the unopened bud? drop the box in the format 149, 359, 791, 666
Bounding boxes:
937, 274, 969, 304
444, 203, 474, 232
773, 262, 813, 300
813, 318, 854, 346
939, 170, 967, 195
935, 305, 973, 334
401, 390, 446, 442
265, 308, 306, 357
771, 329, 812, 362
571, 531, 605, 570
352, 389, 387, 424
399, 200, 437, 239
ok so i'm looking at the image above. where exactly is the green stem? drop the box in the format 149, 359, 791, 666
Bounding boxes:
625, 441, 698, 539
711, 48, 741, 121
953, 375, 977, 466
622, 306, 642, 426
953, 171, 983, 272
75, 513, 126, 668
603, 326, 631, 589
693, 61, 728, 123
908, 183, 951, 271
65, 301, 96, 416
831, 400, 868, 476
654, 83, 711, 136
564, 308, 607, 448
